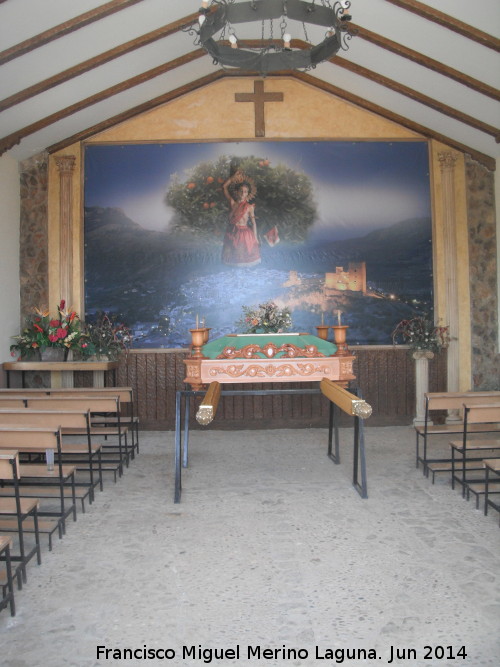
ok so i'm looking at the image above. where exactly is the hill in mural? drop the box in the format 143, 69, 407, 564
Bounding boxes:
84, 207, 433, 347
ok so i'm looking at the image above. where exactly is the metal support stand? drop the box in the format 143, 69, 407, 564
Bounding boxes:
326, 390, 368, 499
173, 384, 369, 503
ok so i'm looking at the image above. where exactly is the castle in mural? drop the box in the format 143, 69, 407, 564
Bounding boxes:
283, 262, 367, 298
325, 263, 367, 294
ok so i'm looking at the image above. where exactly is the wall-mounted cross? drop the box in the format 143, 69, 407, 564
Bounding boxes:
235, 80, 284, 137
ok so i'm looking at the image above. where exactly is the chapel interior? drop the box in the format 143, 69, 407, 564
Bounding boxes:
0, 1, 499, 665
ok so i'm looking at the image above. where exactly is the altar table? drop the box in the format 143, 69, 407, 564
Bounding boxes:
176, 333, 363, 503
183, 332, 355, 389
2, 360, 119, 389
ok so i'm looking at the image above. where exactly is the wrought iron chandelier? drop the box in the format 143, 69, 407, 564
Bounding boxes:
190, 0, 355, 76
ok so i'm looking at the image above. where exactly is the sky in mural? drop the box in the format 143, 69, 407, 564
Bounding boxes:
85, 140, 431, 240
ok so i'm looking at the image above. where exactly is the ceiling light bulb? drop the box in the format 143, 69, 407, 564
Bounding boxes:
201, 1, 209, 7
198, 14, 206, 27
229, 34, 238, 48
283, 33, 291, 48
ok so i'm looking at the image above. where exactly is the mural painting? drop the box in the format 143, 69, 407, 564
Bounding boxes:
84, 140, 433, 348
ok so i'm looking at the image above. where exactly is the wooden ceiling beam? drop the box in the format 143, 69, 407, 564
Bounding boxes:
37, 69, 494, 172
45, 71, 227, 154
385, 0, 500, 52
0, 0, 146, 66
2, 37, 498, 160
332, 55, 500, 142
238, 39, 500, 141
353, 24, 500, 102
289, 71, 496, 171
0, 50, 205, 157
0, 14, 199, 113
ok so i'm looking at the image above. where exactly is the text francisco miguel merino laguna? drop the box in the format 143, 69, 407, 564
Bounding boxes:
96, 643, 437, 663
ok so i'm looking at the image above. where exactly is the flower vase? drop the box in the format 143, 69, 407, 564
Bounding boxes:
40, 347, 66, 362
412, 349, 434, 426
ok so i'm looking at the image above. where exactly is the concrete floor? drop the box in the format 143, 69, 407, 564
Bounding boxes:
1, 426, 499, 667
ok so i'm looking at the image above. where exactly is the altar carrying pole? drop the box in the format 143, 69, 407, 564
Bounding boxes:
195, 382, 221, 426
320, 378, 372, 499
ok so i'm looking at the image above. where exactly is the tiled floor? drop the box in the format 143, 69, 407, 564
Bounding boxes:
1, 426, 499, 667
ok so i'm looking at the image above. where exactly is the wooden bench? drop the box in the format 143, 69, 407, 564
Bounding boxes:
26, 396, 129, 472
0, 396, 129, 479
0, 450, 41, 587
0, 409, 103, 511
0, 427, 77, 533
0, 386, 139, 456
0, 534, 15, 616
483, 459, 500, 523
449, 404, 500, 502
415, 391, 500, 477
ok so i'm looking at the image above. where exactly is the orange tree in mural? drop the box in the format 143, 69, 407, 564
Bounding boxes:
165, 155, 316, 244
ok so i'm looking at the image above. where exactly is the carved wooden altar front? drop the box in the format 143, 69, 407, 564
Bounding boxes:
184, 335, 355, 390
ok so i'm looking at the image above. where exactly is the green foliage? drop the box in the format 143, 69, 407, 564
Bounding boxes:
392, 315, 450, 353
83, 312, 132, 360
236, 301, 293, 334
165, 154, 316, 244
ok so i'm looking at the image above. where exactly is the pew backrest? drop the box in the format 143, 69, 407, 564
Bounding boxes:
22, 396, 121, 414
0, 426, 62, 453
0, 409, 90, 431
0, 450, 20, 479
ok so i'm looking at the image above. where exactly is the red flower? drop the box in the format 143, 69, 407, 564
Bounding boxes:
56, 328, 67, 339
34, 323, 44, 333
59, 300, 66, 310
68, 312, 76, 322
50, 319, 61, 327
48, 334, 59, 343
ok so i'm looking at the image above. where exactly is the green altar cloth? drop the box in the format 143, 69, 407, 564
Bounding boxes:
202, 333, 337, 359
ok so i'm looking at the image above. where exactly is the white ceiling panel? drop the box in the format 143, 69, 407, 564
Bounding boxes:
0, 0, 498, 165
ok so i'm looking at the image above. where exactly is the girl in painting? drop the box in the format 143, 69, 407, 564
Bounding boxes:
222, 171, 261, 267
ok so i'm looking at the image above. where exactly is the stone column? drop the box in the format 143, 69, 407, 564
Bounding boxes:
55, 155, 76, 306
413, 350, 433, 426
438, 151, 460, 418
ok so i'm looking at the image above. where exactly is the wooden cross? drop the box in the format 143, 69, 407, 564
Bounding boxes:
235, 80, 284, 137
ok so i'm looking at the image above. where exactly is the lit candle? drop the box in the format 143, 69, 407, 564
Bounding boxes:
201, 316, 205, 328
196, 314, 199, 329
321, 312, 324, 325
337, 310, 342, 326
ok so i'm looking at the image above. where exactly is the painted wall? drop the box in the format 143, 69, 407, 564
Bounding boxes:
23, 76, 498, 389
0, 154, 20, 373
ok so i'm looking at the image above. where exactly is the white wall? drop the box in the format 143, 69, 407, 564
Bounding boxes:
0, 153, 20, 379
497, 170, 500, 353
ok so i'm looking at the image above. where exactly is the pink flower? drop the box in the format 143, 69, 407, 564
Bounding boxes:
48, 334, 59, 343
56, 328, 67, 339
50, 319, 61, 327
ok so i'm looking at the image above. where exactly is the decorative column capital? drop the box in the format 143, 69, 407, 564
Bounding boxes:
438, 151, 458, 172
55, 155, 76, 175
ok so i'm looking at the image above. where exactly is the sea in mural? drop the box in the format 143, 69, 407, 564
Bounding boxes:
84, 141, 433, 348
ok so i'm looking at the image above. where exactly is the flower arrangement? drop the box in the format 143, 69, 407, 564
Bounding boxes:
83, 312, 132, 360
10, 300, 86, 359
392, 315, 450, 355
236, 301, 292, 334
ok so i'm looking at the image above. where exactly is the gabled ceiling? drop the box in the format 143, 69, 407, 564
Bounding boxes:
0, 0, 499, 169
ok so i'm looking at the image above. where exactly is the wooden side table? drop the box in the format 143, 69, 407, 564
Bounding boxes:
2, 361, 119, 388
